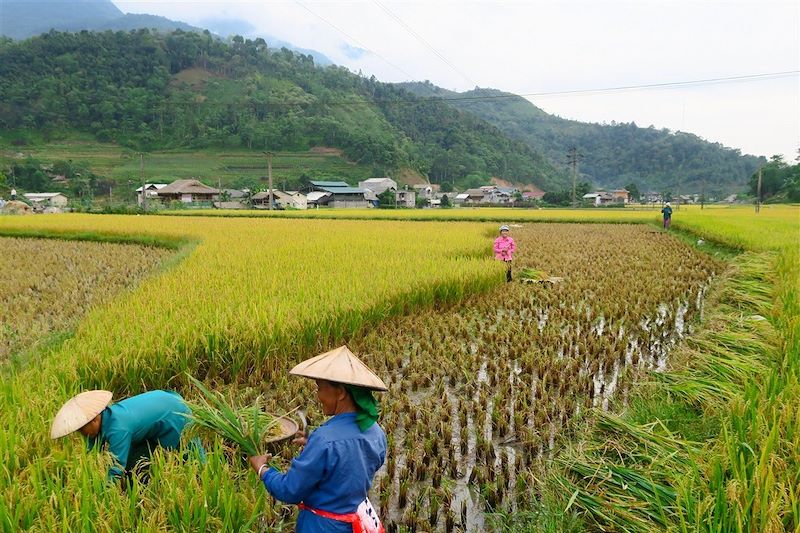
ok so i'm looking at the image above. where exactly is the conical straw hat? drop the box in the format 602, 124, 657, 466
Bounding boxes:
50, 390, 113, 439
290, 346, 388, 391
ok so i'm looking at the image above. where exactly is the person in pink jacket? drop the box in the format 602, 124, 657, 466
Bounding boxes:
494, 225, 516, 282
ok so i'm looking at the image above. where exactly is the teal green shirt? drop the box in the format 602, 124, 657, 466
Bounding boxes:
88, 390, 190, 478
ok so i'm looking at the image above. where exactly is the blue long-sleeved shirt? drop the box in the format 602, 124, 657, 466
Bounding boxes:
261, 412, 387, 533
88, 390, 191, 478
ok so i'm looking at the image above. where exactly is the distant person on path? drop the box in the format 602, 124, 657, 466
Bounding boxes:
494, 225, 516, 282
10, 188, 16, 201
50, 389, 205, 483
661, 202, 673, 230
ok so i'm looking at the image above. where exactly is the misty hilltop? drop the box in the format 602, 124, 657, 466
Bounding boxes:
0, 0, 332, 65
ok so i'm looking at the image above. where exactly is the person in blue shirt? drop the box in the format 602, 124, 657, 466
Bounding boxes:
249, 345, 388, 533
51, 389, 204, 481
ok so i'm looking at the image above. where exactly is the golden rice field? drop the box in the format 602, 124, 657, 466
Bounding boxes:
181, 204, 799, 251
0, 206, 796, 532
0, 214, 503, 531
0, 237, 171, 361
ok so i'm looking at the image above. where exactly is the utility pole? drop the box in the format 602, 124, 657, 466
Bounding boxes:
139, 152, 147, 212
756, 168, 762, 213
263, 151, 274, 210
700, 182, 705, 210
566, 146, 582, 207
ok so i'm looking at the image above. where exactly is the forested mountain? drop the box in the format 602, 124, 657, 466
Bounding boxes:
0, 30, 567, 190
0, 1, 330, 66
400, 82, 765, 196
0, 0, 125, 40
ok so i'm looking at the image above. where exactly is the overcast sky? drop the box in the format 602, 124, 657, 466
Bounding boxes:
115, 0, 799, 160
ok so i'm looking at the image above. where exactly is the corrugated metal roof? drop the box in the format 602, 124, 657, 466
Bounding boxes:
306, 191, 332, 201
310, 180, 350, 187
135, 184, 168, 192
319, 187, 367, 194
24, 192, 66, 198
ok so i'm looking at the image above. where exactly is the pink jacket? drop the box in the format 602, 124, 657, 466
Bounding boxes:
494, 235, 516, 261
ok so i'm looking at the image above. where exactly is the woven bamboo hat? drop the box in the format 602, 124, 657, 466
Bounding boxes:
50, 390, 112, 439
290, 345, 388, 391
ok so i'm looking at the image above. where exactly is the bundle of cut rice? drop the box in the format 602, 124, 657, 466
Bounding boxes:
520, 267, 564, 285
185, 375, 283, 456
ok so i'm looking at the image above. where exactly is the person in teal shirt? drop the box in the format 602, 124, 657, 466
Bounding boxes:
51, 389, 204, 481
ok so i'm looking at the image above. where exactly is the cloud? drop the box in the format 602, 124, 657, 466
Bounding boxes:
112, 0, 799, 159
197, 17, 255, 37
340, 42, 368, 60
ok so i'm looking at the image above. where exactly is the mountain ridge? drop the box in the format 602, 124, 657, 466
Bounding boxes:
0, 0, 333, 67
399, 82, 764, 195
0, 30, 568, 191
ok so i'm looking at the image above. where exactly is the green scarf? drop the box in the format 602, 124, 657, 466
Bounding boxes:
344, 385, 379, 432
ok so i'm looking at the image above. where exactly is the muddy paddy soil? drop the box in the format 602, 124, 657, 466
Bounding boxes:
342, 224, 722, 531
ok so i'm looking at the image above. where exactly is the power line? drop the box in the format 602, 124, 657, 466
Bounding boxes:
205, 69, 800, 107
293, 0, 416, 80
371, 0, 478, 87
495, 70, 799, 100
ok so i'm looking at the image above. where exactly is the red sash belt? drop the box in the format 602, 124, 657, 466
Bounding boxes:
298, 503, 363, 532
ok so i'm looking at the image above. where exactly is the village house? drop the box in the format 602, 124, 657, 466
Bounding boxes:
412, 183, 440, 200
23, 192, 69, 207
483, 186, 516, 204
251, 191, 275, 209
453, 185, 518, 205
643, 191, 663, 204
279, 191, 308, 210
252, 190, 308, 210
305, 191, 332, 208
610, 189, 630, 204
136, 183, 168, 206
222, 189, 247, 200
395, 189, 416, 208
213, 188, 249, 209
455, 188, 487, 205
156, 179, 220, 204
582, 191, 615, 206
304, 180, 371, 208
522, 190, 545, 201
358, 178, 397, 195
